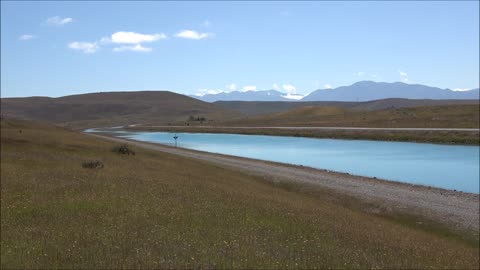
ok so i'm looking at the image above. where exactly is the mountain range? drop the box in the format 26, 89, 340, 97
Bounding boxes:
191, 90, 294, 102
192, 81, 479, 102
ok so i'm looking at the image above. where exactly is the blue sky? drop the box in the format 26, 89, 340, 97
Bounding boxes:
1, 1, 479, 98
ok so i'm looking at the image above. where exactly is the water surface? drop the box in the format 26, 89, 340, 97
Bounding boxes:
89, 129, 480, 193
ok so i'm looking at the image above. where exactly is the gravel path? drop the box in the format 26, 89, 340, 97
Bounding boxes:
89, 133, 479, 232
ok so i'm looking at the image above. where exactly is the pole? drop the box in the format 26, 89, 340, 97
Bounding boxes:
173, 133, 178, 147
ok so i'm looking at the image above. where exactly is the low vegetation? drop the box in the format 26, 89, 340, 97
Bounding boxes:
224, 104, 480, 128
111, 144, 135, 155
1, 119, 478, 268
188, 115, 207, 122
81, 160, 104, 169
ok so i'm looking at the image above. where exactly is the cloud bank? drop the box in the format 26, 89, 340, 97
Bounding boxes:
47, 16, 73, 25
175, 30, 212, 40
68, 41, 98, 54
108, 31, 167, 44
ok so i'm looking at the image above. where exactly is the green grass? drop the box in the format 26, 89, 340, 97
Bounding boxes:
1, 119, 479, 268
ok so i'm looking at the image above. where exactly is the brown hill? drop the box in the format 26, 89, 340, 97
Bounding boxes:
224, 104, 480, 128
1, 91, 241, 128
215, 98, 479, 116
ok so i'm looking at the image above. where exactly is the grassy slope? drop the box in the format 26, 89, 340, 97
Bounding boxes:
223, 104, 480, 128
160, 104, 476, 145
1, 119, 479, 269
132, 104, 480, 145
1, 91, 241, 129
216, 98, 480, 116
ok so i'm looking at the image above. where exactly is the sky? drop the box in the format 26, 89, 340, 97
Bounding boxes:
1, 1, 479, 98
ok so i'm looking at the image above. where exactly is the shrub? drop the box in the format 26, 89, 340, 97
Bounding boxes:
111, 144, 135, 155
82, 160, 104, 169
188, 115, 207, 121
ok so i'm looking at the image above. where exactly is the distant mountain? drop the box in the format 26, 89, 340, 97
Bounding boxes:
193, 82, 478, 102
303, 81, 479, 101
192, 90, 299, 102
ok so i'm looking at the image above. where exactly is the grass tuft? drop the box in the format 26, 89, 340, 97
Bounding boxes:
81, 160, 104, 169
111, 144, 135, 155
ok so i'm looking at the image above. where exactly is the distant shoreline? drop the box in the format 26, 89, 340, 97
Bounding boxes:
121, 125, 480, 145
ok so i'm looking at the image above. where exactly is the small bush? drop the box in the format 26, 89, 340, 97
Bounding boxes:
111, 144, 135, 155
188, 115, 207, 121
82, 160, 104, 169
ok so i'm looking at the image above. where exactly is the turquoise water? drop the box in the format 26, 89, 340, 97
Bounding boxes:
90, 130, 480, 193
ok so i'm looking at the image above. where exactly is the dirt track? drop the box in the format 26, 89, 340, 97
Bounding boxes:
89, 133, 479, 233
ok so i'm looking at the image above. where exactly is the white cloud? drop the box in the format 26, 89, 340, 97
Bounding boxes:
47, 16, 73, 25
175, 30, 212, 40
194, 89, 224, 96
72, 31, 166, 54
206, 89, 222, 94
113, 44, 152, 53
452, 88, 472, 92
282, 84, 297, 94
324, 84, 333, 89
272, 83, 280, 91
108, 31, 167, 44
281, 93, 304, 100
242, 85, 256, 92
19, 34, 35, 41
68, 41, 98, 54
398, 70, 409, 82
226, 83, 236, 91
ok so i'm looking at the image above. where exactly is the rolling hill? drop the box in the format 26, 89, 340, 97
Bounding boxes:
1, 91, 242, 128
223, 104, 480, 128
303, 81, 479, 101
215, 98, 480, 116
3, 90, 478, 129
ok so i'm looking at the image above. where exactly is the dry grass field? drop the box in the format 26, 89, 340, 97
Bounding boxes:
215, 98, 480, 116
133, 103, 480, 145
223, 104, 480, 128
1, 119, 479, 268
